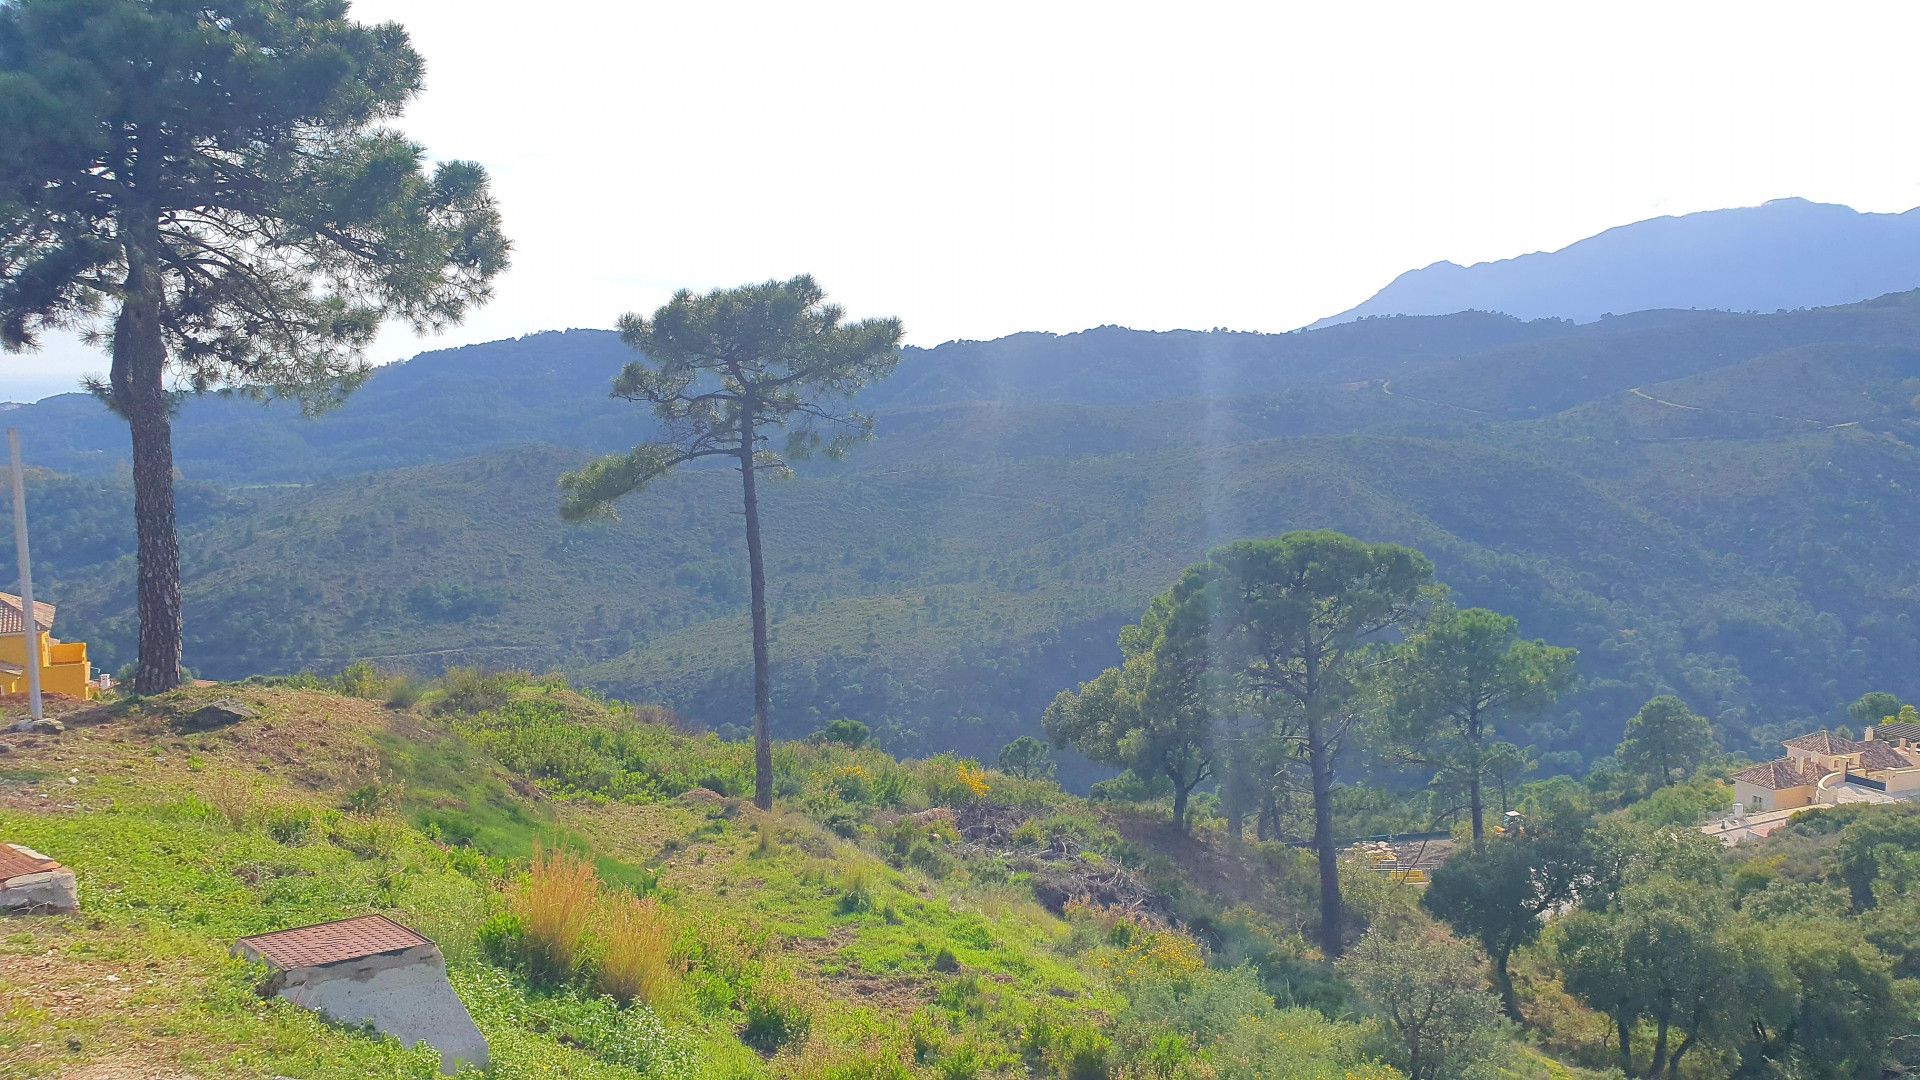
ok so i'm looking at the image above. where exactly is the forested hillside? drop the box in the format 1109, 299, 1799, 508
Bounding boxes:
14, 292, 1920, 774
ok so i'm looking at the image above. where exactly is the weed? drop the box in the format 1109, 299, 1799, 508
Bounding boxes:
836, 857, 876, 915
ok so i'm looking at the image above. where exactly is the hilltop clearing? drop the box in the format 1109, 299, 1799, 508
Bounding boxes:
0, 678, 1432, 1079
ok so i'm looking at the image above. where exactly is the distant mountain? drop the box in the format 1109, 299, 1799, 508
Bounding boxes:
1309, 198, 1920, 328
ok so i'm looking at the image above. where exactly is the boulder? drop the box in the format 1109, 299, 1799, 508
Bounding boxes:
175, 698, 257, 733
8, 718, 63, 735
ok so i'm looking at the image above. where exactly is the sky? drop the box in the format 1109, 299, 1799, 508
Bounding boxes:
8, 0, 1920, 402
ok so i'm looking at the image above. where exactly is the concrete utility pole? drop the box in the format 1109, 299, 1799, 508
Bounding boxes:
8, 429, 42, 721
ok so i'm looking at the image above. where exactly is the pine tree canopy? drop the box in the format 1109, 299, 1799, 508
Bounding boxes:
559, 274, 903, 519
0, 0, 510, 408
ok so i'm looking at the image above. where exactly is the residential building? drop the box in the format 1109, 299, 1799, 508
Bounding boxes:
0, 592, 97, 701
1731, 728, 1920, 813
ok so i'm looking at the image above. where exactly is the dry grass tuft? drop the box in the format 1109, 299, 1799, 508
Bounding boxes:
515, 844, 600, 981
592, 891, 679, 1007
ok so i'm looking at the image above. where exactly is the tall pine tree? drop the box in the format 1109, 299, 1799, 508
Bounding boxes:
0, 0, 508, 691
561, 275, 902, 810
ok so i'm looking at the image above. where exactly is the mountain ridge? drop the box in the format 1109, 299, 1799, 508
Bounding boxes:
1309, 198, 1920, 328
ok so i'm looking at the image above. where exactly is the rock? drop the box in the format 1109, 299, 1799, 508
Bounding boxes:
174, 698, 257, 733
8, 718, 63, 735
677, 786, 738, 816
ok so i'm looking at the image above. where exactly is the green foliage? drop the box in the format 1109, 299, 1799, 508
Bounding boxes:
1615, 696, 1716, 790
998, 735, 1055, 780
739, 980, 813, 1055
819, 718, 873, 748
1043, 588, 1211, 829
1192, 532, 1436, 954
0, 0, 509, 379
1340, 927, 1511, 1080
1383, 607, 1576, 839
1552, 876, 1748, 1078
558, 275, 904, 811
1622, 776, 1731, 828
559, 275, 905, 522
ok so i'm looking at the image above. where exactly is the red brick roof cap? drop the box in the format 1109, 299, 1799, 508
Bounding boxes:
0, 842, 58, 882
237, 914, 430, 969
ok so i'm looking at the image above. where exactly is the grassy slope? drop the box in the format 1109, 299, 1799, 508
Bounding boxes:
0, 682, 1415, 1080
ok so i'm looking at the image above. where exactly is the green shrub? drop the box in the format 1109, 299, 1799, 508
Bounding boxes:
476, 912, 527, 969
1013, 811, 1122, 858
332, 661, 394, 700
434, 667, 529, 715
384, 676, 425, 709
740, 981, 812, 1054
907, 839, 955, 879
817, 718, 872, 747
262, 805, 316, 846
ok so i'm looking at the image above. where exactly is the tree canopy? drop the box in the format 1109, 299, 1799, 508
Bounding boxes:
1044, 591, 1213, 831
1384, 607, 1576, 842
1615, 695, 1716, 790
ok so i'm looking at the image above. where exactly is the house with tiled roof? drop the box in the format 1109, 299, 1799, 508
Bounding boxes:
0, 592, 97, 701
1733, 728, 1920, 813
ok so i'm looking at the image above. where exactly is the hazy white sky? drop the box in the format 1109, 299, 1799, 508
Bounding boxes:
9, 0, 1920, 401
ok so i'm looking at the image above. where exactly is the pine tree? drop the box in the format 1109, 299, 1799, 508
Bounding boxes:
561, 275, 902, 810
0, 0, 508, 691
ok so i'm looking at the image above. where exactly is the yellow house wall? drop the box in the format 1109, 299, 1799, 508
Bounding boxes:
0, 631, 95, 700
1881, 768, 1920, 794
0, 631, 45, 668
1735, 780, 1813, 812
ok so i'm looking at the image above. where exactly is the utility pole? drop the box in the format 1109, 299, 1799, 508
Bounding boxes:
8, 429, 42, 722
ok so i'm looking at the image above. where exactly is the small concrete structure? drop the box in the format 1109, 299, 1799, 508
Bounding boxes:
235, 914, 487, 1074
0, 841, 78, 914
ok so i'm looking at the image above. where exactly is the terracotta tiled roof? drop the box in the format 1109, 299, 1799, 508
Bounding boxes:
1782, 730, 1871, 756
0, 842, 59, 882
237, 914, 430, 969
1734, 758, 1819, 790
1855, 742, 1912, 771
0, 593, 53, 636
1874, 722, 1920, 743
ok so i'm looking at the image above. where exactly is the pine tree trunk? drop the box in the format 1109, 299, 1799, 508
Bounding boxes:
113, 252, 182, 695
1310, 703, 1343, 957
1222, 769, 1245, 847
1468, 706, 1486, 845
1617, 1015, 1634, 1078
1469, 773, 1486, 845
739, 438, 774, 811
1171, 778, 1189, 834
1492, 947, 1521, 1021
